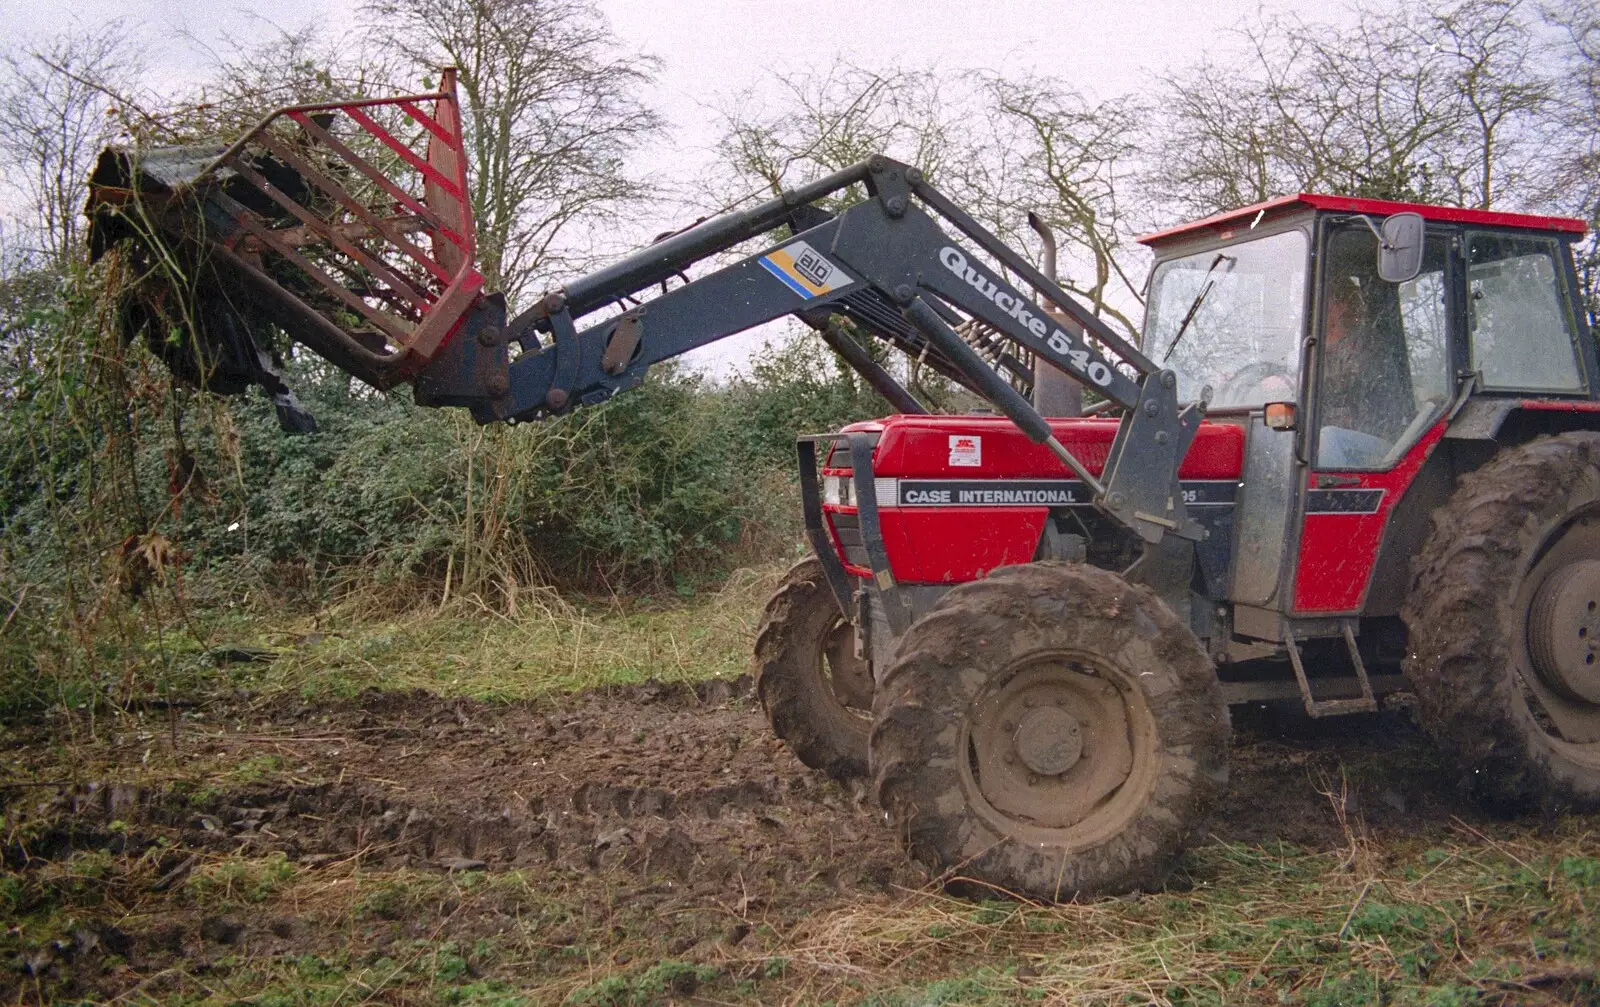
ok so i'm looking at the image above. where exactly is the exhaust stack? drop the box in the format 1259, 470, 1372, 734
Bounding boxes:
1026, 211, 1084, 418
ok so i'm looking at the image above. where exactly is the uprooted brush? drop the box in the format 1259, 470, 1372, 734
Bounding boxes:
87, 69, 487, 430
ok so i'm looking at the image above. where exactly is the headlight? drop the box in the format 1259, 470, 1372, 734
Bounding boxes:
821, 475, 852, 506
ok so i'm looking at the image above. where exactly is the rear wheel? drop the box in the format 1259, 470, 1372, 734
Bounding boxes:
754, 557, 873, 781
870, 563, 1229, 900
1404, 432, 1600, 812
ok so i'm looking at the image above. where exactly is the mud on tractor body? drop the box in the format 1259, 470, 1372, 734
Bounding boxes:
88, 75, 1600, 901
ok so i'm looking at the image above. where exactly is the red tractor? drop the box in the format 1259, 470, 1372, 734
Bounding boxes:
88, 77, 1599, 900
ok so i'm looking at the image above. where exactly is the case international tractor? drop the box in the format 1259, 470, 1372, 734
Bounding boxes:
86, 74, 1600, 899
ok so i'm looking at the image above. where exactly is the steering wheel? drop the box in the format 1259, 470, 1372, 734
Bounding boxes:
1213, 360, 1295, 407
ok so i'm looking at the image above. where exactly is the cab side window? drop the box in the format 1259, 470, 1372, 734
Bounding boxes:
1315, 226, 1451, 469
1466, 233, 1583, 392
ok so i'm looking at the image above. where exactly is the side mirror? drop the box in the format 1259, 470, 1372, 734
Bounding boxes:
1377, 212, 1425, 284
1264, 401, 1297, 431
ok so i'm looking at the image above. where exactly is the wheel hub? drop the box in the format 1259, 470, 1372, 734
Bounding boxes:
1013, 707, 1084, 776
823, 621, 873, 713
1528, 559, 1600, 705
966, 661, 1139, 830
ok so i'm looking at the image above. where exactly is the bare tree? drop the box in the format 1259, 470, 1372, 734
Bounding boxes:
1540, 0, 1599, 323
0, 24, 146, 269
1142, 57, 1289, 219
959, 74, 1145, 335
361, 0, 664, 302
1421, 0, 1553, 208
1147, 0, 1558, 217
709, 61, 957, 209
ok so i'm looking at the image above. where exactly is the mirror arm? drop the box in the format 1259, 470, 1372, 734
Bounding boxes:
1354, 214, 1391, 250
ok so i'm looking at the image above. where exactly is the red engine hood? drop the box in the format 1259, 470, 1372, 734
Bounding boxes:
839, 415, 1244, 481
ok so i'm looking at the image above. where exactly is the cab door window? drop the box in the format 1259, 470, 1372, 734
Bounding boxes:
1315, 226, 1451, 470
1466, 233, 1584, 392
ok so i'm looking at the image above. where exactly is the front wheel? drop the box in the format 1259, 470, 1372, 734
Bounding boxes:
754, 558, 873, 780
870, 563, 1229, 900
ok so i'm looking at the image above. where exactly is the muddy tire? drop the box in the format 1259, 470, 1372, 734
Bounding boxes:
870, 562, 1229, 900
754, 557, 873, 781
1404, 432, 1600, 813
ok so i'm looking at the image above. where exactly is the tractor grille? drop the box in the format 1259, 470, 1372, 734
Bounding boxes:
824, 440, 851, 472
827, 511, 869, 569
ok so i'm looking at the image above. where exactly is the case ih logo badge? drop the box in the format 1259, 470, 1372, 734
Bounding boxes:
759, 240, 854, 299
948, 435, 982, 467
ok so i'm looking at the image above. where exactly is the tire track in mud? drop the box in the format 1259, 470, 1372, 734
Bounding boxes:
8, 679, 1491, 890
7, 678, 917, 899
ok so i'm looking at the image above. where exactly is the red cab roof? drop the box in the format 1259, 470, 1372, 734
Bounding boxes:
1137, 193, 1588, 247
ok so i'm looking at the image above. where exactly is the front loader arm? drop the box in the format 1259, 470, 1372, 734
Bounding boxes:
434, 156, 1206, 544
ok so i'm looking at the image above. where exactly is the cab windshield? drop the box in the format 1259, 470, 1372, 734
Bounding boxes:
1145, 229, 1310, 408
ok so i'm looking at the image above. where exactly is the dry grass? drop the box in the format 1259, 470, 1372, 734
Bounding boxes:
194, 561, 791, 702
760, 820, 1598, 1005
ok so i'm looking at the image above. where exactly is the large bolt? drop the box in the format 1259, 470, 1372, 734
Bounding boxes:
885, 196, 907, 216
486, 375, 510, 398
541, 291, 567, 314
1143, 399, 1160, 417
868, 154, 888, 172
477, 325, 502, 348
1160, 369, 1177, 389
545, 388, 569, 409
906, 167, 924, 184
894, 284, 916, 305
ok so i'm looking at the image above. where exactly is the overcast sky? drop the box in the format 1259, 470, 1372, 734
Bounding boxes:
3, 0, 1353, 373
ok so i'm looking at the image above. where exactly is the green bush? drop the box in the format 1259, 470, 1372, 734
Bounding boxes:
0, 264, 890, 711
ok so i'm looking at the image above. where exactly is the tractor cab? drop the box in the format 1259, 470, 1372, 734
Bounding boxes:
1139, 196, 1595, 650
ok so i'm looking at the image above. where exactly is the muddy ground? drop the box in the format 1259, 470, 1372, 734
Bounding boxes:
0, 681, 1572, 1004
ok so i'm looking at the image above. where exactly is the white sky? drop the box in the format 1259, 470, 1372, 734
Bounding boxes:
4, 0, 1351, 374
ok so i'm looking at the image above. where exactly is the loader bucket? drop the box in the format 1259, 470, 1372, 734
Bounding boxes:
87, 70, 486, 408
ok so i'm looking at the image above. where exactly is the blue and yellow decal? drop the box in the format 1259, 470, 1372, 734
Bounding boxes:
759, 240, 854, 299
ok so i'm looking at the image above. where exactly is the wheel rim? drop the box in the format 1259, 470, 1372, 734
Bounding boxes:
820, 618, 873, 718
957, 652, 1161, 849
1528, 559, 1600, 704
1516, 513, 1600, 750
